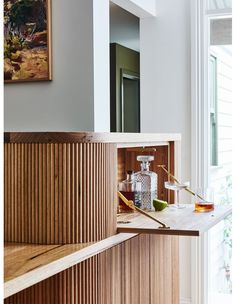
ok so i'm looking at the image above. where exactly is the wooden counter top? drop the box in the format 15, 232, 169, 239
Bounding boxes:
117, 204, 232, 236
4, 233, 136, 298
4, 132, 181, 145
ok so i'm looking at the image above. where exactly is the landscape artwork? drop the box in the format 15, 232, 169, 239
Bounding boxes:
4, 0, 52, 82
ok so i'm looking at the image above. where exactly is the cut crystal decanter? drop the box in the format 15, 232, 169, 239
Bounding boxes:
134, 155, 157, 210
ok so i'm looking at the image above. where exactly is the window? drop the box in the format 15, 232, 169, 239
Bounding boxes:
191, 1, 232, 303
207, 0, 232, 10
209, 55, 218, 166
208, 44, 232, 304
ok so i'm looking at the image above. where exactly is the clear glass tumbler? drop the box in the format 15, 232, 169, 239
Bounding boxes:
194, 187, 215, 212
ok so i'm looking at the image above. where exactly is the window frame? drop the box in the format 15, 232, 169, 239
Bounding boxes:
209, 54, 218, 166
190, 1, 232, 303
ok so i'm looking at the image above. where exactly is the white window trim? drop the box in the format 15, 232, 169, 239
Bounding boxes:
190, 1, 232, 303
191, 1, 209, 302
206, 8, 232, 17
191, 0, 209, 191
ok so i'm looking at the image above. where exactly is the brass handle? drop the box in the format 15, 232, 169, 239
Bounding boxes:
117, 191, 170, 229
157, 165, 205, 201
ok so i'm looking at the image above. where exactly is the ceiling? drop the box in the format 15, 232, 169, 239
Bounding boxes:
110, 2, 140, 52
109, 0, 232, 52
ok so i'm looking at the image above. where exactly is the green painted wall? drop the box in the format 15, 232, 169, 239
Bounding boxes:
110, 43, 140, 132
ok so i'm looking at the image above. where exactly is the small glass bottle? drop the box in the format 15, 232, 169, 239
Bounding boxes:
134, 155, 157, 210
118, 170, 141, 213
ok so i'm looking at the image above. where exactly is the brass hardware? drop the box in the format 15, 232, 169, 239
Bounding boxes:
126, 147, 157, 153
157, 165, 205, 201
117, 191, 170, 229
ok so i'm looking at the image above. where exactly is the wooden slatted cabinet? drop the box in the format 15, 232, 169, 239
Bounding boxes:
4, 132, 231, 304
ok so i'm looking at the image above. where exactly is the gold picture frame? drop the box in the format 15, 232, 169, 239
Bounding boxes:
4, 0, 52, 83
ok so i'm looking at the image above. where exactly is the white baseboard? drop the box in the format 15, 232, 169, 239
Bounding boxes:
180, 298, 192, 304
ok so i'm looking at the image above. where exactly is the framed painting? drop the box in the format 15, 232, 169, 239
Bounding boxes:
4, 0, 52, 83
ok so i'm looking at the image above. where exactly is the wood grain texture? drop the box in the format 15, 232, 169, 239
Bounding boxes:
117, 144, 176, 209
4, 132, 182, 303
5, 256, 99, 304
4, 132, 181, 144
117, 205, 232, 236
4, 233, 137, 298
4, 143, 117, 244
5, 234, 179, 304
119, 145, 170, 202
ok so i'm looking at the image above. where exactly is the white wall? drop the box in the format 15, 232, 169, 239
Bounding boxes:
4, 0, 110, 132
93, 0, 110, 132
140, 0, 192, 302
110, 3, 140, 52
111, 0, 156, 17
129, 0, 156, 15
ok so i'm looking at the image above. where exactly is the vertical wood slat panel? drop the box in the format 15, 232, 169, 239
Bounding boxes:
50, 144, 55, 244
62, 143, 67, 243
171, 236, 180, 304
16, 144, 19, 242
71, 144, 75, 243
46, 144, 51, 243
5, 235, 179, 304
27, 144, 32, 243
54, 144, 59, 244
31, 145, 34, 245
38, 143, 43, 244
5, 145, 9, 241
10, 144, 14, 242
36, 144, 40, 243
5, 256, 98, 304
4, 143, 117, 244
58, 143, 63, 244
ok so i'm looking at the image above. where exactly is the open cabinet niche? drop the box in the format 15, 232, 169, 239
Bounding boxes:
117, 142, 176, 204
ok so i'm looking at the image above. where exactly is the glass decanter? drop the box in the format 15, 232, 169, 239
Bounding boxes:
134, 155, 157, 211
118, 170, 141, 213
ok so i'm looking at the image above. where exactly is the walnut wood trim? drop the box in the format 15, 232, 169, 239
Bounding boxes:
4, 132, 181, 144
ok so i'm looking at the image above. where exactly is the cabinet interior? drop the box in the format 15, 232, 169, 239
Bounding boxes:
117, 144, 174, 203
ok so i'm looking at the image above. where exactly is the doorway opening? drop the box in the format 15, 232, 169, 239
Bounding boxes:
109, 2, 140, 132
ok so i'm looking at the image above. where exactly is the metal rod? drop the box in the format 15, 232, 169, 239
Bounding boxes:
157, 165, 205, 201
133, 206, 170, 228
118, 191, 170, 229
